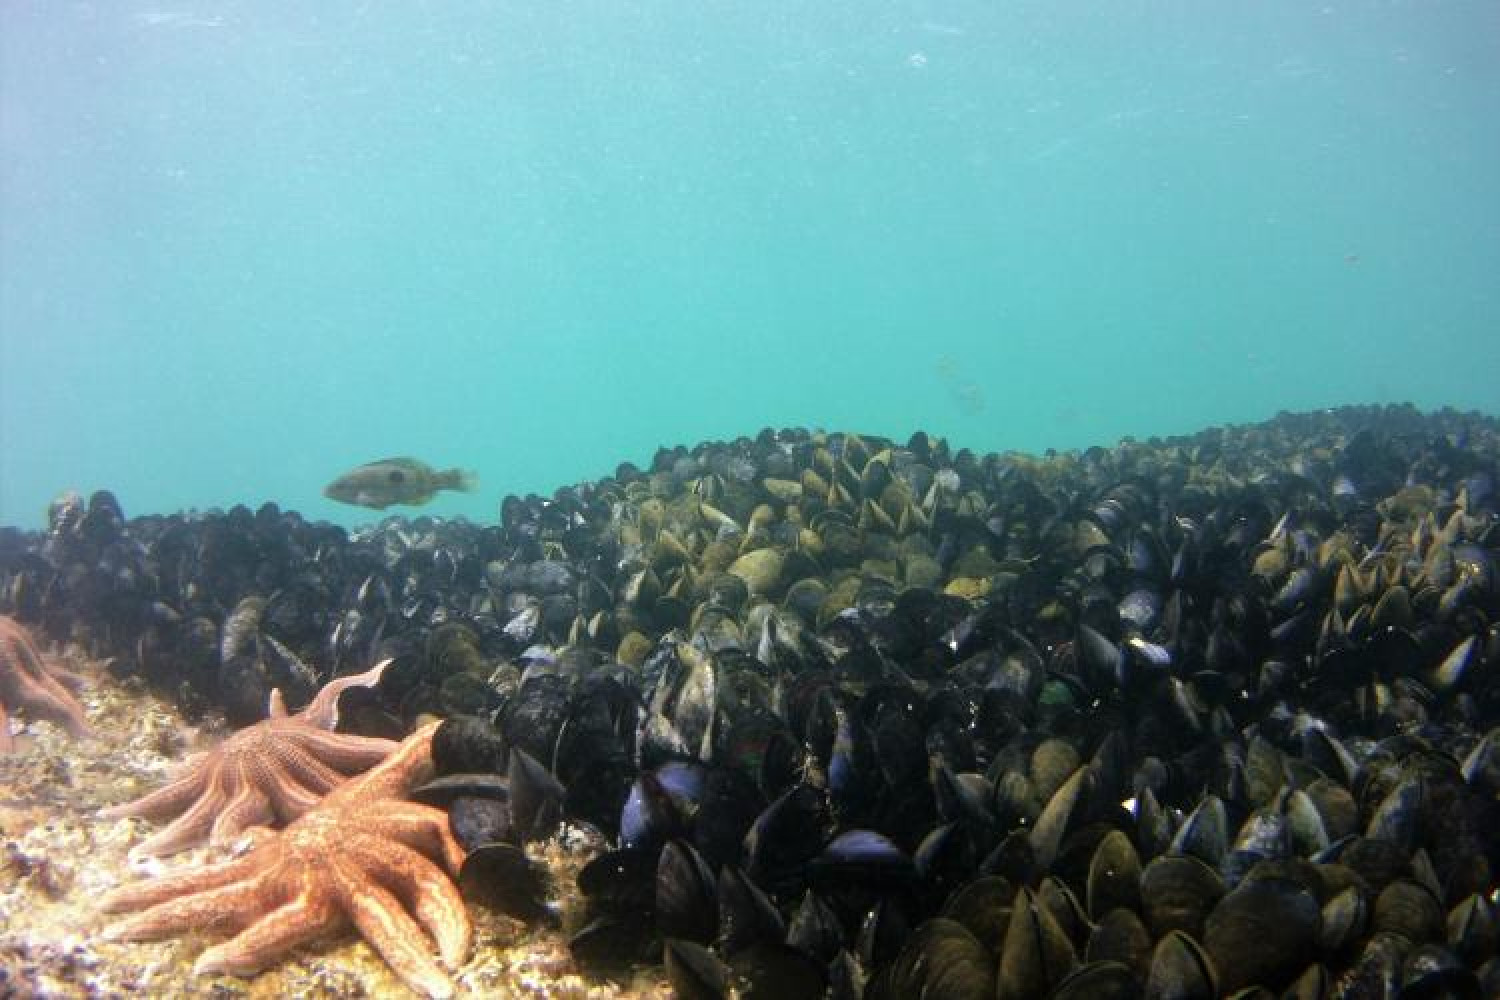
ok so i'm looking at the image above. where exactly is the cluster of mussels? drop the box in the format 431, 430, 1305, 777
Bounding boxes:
3, 403, 1500, 999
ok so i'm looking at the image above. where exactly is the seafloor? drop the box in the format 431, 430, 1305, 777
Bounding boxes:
0, 649, 669, 999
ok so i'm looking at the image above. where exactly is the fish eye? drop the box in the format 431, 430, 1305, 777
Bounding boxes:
389, 470, 405, 483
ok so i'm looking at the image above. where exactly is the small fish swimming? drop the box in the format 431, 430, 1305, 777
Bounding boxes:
323, 457, 477, 509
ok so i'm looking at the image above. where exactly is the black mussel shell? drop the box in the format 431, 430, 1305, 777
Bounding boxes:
508, 747, 565, 844
867, 916, 992, 1000
569, 914, 655, 979
448, 795, 512, 852
717, 864, 785, 957
744, 783, 834, 896
409, 772, 509, 809
457, 841, 556, 926
656, 839, 718, 945
1202, 876, 1320, 994
578, 847, 658, 914
663, 938, 729, 1000
785, 889, 845, 966
726, 941, 828, 1000
806, 829, 917, 894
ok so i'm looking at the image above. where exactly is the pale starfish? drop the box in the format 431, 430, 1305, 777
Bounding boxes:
101, 659, 398, 856
0, 614, 92, 752
101, 722, 471, 1000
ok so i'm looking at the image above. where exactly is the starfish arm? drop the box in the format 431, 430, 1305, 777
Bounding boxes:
333, 722, 439, 804
274, 742, 349, 797
258, 756, 331, 820
297, 658, 393, 730
333, 857, 456, 1000
192, 892, 342, 978
101, 869, 278, 940
100, 758, 214, 821
127, 769, 231, 857
208, 764, 276, 846
376, 802, 469, 875
0, 702, 13, 753
32, 665, 91, 718
100, 841, 274, 913
45, 661, 89, 693
350, 839, 472, 968
16, 685, 92, 737
1, 630, 47, 679
293, 728, 400, 775
5, 652, 92, 738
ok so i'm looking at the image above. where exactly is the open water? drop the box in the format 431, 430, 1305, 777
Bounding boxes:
2, 1, 1497, 528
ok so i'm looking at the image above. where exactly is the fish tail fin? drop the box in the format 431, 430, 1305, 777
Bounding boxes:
442, 468, 479, 493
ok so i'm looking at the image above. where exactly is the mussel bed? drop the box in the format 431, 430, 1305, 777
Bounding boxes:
4, 402, 1500, 999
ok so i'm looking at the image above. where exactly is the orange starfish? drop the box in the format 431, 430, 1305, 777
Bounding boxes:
102, 659, 399, 856
0, 614, 92, 752
101, 722, 471, 999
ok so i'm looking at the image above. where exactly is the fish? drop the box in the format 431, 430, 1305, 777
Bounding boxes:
323, 457, 477, 509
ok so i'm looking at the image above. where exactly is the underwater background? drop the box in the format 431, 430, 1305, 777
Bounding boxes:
2, 0, 1497, 529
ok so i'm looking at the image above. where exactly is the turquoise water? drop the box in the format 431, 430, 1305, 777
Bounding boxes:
2, 1, 1497, 529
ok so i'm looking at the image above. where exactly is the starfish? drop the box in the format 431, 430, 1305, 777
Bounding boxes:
0, 614, 92, 752
101, 722, 471, 999
101, 659, 399, 856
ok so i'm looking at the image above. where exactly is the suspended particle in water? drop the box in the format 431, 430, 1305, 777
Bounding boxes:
934, 355, 985, 415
